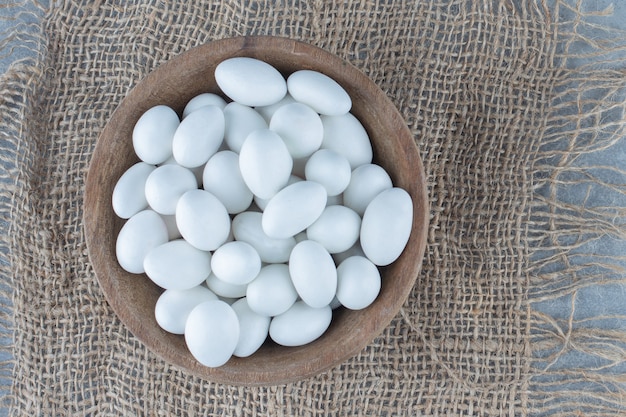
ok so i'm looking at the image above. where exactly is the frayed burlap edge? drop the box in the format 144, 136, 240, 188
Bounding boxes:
528, 1, 626, 415
0, 0, 48, 410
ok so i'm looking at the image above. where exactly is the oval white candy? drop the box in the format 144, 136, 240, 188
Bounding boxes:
254, 174, 302, 211
332, 241, 366, 266
326, 193, 343, 206
304, 149, 351, 197
232, 211, 296, 263
289, 240, 337, 308
329, 296, 342, 310
116, 210, 168, 274
231, 298, 270, 358
154, 286, 218, 334
224, 226, 235, 243
217, 296, 239, 306
215, 57, 287, 106
205, 273, 248, 298
183, 93, 227, 118
343, 163, 392, 216
262, 181, 327, 239
294, 230, 308, 243
269, 102, 323, 159
191, 164, 206, 187
287, 70, 351, 116
255, 93, 296, 123
306, 205, 361, 254
336, 256, 381, 310
246, 264, 298, 317
291, 155, 308, 178
176, 189, 230, 251
159, 214, 182, 240
239, 129, 293, 200
132, 105, 179, 164
185, 300, 239, 367
203, 150, 253, 214
211, 241, 261, 285
223, 102, 268, 153
269, 301, 332, 347
144, 164, 197, 215
172, 105, 225, 168
112, 162, 155, 219
159, 155, 204, 186
321, 113, 372, 169
360, 187, 413, 266
143, 239, 212, 290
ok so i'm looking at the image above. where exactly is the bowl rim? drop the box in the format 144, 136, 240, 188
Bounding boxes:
84, 35, 429, 386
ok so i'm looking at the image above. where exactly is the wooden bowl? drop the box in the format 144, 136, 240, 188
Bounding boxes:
84, 36, 428, 386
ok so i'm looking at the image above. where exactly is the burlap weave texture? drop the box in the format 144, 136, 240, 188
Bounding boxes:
1, 0, 560, 415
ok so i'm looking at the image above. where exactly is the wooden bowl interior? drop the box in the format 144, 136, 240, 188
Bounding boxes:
84, 36, 428, 386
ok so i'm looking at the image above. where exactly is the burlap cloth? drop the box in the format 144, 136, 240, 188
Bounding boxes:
1, 0, 625, 415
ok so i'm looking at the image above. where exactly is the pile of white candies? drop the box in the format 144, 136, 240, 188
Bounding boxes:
113, 57, 413, 368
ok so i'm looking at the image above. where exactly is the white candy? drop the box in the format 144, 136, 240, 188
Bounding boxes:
294, 230, 308, 243
176, 189, 230, 251
291, 155, 308, 178
269, 301, 332, 347
255, 93, 296, 123
159, 155, 204, 186
143, 239, 212, 290
223, 102, 268, 153
343, 163, 392, 215
269, 102, 323, 159
172, 105, 224, 168
155, 286, 218, 334
306, 205, 361, 254
205, 273, 248, 298
336, 256, 381, 310
145, 164, 197, 215
253, 174, 302, 211
321, 113, 372, 169
287, 70, 351, 116
116, 210, 168, 274
211, 241, 261, 285
329, 296, 342, 310
289, 240, 337, 308
183, 93, 227, 118
246, 264, 298, 316
262, 181, 327, 239
132, 105, 179, 164
203, 150, 253, 214
185, 300, 240, 367
192, 166, 206, 187
231, 211, 296, 263
218, 296, 239, 305
112, 162, 155, 219
332, 240, 366, 266
239, 129, 293, 200
326, 193, 343, 206
159, 214, 181, 240
304, 149, 351, 197
215, 57, 287, 106
360, 188, 413, 266
231, 298, 271, 358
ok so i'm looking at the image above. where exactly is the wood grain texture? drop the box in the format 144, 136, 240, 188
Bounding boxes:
83, 36, 429, 386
